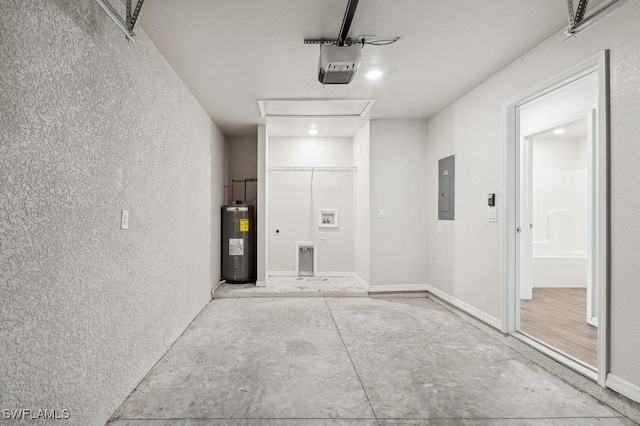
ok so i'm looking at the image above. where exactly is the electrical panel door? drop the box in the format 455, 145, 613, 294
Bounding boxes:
438, 155, 455, 220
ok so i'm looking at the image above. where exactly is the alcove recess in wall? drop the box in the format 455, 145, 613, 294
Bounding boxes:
319, 210, 339, 228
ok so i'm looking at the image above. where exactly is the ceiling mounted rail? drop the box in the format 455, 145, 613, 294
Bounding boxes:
566, 0, 629, 38
303, 0, 399, 47
337, 0, 360, 46
303, 36, 400, 47
93, 0, 146, 42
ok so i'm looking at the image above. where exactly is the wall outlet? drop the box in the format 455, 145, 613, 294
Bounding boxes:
378, 209, 385, 219
273, 228, 282, 236
121, 209, 129, 230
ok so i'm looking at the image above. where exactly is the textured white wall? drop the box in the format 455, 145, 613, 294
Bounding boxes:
0, 1, 221, 424
425, 2, 640, 390
352, 123, 371, 284
211, 124, 228, 285
369, 121, 429, 287
227, 137, 258, 205
267, 137, 354, 274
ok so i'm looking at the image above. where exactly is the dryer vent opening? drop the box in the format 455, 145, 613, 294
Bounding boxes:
298, 246, 314, 277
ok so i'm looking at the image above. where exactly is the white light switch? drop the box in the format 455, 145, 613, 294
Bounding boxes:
437, 223, 443, 234
488, 208, 497, 223
378, 209, 385, 219
121, 209, 129, 230
320, 232, 326, 240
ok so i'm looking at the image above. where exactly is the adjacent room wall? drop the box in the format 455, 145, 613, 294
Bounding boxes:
530, 136, 588, 288
227, 137, 258, 205
352, 123, 371, 285
425, 2, 640, 393
0, 1, 222, 424
369, 120, 429, 288
267, 137, 354, 274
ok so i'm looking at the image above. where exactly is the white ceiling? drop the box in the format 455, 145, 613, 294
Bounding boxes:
140, 1, 574, 139
535, 118, 588, 139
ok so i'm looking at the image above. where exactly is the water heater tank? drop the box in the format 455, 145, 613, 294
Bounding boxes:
221, 204, 256, 283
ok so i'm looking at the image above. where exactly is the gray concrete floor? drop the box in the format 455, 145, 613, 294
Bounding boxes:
108, 298, 634, 425
215, 276, 368, 298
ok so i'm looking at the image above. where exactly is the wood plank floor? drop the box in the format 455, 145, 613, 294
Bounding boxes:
520, 288, 597, 367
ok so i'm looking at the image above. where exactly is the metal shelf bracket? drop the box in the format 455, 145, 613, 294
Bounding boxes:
566, 0, 629, 38
94, 0, 146, 42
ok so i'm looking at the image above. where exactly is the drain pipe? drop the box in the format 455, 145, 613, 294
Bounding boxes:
211, 279, 226, 299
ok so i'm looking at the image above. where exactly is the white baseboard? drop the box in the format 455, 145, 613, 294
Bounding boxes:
316, 271, 354, 277
606, 374, 640, 403
268, 271, 296, 277
269, 271, 355, 278
425, 284, 502, 330
351, 273, 369, 291
368, 284, 429, 293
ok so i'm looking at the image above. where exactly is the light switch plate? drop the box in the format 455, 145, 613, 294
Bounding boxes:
319, 232, 326, 240
437, 223, 443, 234
488, 208, 497, 223
121, 209, 129, 230
378, 209, 385, 219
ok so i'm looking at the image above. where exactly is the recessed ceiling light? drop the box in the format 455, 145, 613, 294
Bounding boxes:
309, 128, 318, 135
553, 128, 565, 135
366, 70, 383, 80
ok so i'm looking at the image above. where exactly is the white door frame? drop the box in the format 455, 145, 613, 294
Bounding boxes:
502, 51, 609, 385
519, 134, 533, 304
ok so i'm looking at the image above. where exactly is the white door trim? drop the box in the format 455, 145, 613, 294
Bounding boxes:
502, 51, 609, 386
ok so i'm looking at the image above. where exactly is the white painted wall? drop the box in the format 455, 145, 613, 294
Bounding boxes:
369, 121, 429, 288
227, 137, 258, 205
267, 137, 354, 274
257, 126, 267, 284
353, 123, 371, 284
425, 2, 640, 391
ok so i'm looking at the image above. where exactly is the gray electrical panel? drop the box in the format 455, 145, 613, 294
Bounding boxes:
438, 155, 455, 220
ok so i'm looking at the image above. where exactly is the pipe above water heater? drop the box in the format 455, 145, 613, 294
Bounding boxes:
230, 178, 258, 203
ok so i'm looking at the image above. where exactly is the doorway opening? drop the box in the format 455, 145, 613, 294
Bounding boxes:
504, 52, 609, 384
